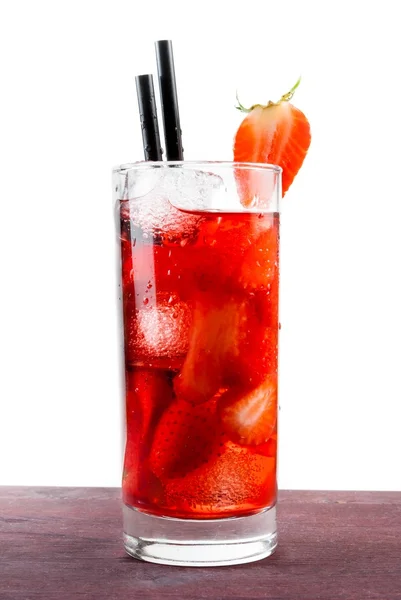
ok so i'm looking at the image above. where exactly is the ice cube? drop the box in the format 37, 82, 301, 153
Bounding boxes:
122, 167, 224, 243
127, 294, 192, 362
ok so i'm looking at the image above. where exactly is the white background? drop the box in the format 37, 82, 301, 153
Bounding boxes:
1, 0, 400, 491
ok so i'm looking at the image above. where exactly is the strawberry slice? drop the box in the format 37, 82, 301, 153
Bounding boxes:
219, 376, 277, 446
174, 293, 248, 404
122, 369, 172, 504
149, 397, 226, 479
175, 289, 278, 401
125, 368, 173, 438
234, 79, 311, 202
223, 291, 279, 388
251, 431, 277, 458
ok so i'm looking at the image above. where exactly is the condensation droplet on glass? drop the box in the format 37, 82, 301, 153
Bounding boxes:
147, 281, 152, 290
132, 238, 136, 247
167, 270, 171, 276
143, 297, 149, 306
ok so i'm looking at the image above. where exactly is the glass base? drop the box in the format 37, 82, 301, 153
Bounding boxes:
123, 504, 277, 567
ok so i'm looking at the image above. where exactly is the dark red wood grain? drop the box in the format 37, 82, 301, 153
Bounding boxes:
1, 487, 400, 599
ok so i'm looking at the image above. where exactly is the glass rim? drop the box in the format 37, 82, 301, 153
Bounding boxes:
113, 160, 282, 175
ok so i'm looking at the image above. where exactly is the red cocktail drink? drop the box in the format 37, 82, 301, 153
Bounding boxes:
120, 206, 279, 519
115, 163, 281, 564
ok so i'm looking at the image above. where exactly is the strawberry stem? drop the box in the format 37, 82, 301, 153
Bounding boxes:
235, 77, 302, 112
279, 76, 301, 102
235, 91, 252, 113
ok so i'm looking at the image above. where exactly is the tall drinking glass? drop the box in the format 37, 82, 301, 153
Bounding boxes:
114, 161, 281, 566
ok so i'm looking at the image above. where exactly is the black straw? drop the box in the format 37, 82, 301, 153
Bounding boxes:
135, 74, 163, 161
155, 40, 184, 161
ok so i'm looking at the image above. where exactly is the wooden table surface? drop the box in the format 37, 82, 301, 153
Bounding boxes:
1, 487, 400, 599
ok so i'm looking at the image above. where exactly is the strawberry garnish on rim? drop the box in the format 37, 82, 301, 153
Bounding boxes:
233, 78, 311, 199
